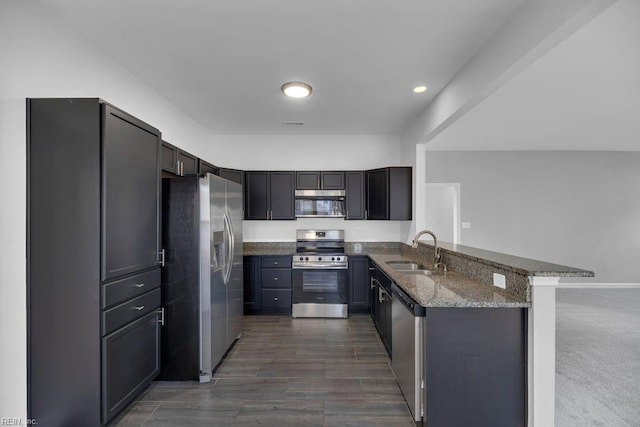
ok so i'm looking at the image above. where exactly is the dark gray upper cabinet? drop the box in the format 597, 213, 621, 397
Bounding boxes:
177, 150, 198, 175
270, 172, 295, 219
161, 141, 178, 174
245, 171, 270, 220
296, 171, 320, 189
102, 105, 161, 281
296, 171, 345, 190
345, 171, 366, 220
245, 171, 295, 220
220, 168, 244, 185
367, 167, 412, 220
199, 159, 219, 176
321, 171, 345, 189
161, 140, 197, 176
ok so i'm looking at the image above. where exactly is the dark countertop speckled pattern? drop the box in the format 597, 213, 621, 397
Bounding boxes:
243, 242, 295, 256
369, 253, 530, 308
434, 242, 594, 277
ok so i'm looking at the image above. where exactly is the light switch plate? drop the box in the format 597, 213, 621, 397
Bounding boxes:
461, 222, 471, 229
493, 273, 506, 289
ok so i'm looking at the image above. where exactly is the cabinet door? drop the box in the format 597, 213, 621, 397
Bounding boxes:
345, 171, 366, 220
102, 105, 160, 281
243, 256, 261, 313
270, 171, 295, 220
348, 257, 370, 311
102, 310, 161, 424
366, 168, 389, 220
244, 171, 269, 220
388, 167, 412, 220
199, 159, 219, 176
161, 141, 177, 174
383, 292, 393, 355
296, 171, 320, 189
321, 171, 345, 190
220, 168, 244, 185
177, 150, 198, 175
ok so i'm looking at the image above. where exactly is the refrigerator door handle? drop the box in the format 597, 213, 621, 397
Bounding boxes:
223, 212, 234, 285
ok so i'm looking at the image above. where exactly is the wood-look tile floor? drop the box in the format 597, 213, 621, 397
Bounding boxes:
114, 314, 414, 426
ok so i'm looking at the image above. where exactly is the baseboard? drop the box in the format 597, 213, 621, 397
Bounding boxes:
558, 282, 640, 289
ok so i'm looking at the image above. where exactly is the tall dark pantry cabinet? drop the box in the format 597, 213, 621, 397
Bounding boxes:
28, 98, 163, 425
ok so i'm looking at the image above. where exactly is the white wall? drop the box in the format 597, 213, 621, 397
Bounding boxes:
212, 134, 411, 242
0, 0, 229, 418
0, 2, 411, 417
426, 151, 640, 283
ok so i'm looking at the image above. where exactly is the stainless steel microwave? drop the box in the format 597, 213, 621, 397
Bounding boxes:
294, 190, 346, 218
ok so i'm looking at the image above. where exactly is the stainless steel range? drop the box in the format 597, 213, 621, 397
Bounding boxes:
292, 230, 348, 318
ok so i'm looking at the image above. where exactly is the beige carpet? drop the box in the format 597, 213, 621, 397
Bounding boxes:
556, 289, 640, 426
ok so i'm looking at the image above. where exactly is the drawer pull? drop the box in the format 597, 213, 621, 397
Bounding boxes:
274, 297, 279, 301
133, 283, 145, 288
274, 262, 279, 265
273, 277, 279, 281
133, 305, 145, 311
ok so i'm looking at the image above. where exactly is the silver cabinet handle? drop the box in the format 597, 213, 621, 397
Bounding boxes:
274, 262, 279, 265
133, 305, 145, 311
176, 160, 180, 174
274, 297, 279, 301
157, 307, 165, 326
134, 283, 145, 288
273, 277, 278, 280
158, 249, 165, 267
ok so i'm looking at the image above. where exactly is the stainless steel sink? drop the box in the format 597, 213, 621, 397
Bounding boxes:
387, 261, 429, 271
398, 269, 435, 276
386, 261, 436, 275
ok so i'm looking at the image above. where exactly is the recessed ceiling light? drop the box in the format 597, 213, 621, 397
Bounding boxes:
413, 85, 428, 94
282, 81, 313, 98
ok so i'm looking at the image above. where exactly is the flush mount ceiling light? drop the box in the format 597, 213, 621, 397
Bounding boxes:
412, 85, 428, 94
281, 81, 313, 98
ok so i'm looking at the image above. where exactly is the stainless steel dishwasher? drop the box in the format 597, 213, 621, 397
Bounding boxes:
392, 283, 425, 423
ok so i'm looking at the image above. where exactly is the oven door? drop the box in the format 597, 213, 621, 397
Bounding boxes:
292, 269, 348, 304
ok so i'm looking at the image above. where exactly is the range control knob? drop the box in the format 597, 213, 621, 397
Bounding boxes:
299, 256, 304, 261
318, 257, 322, 261
331, 257, 335, 261
305, 257, 309, 261
336, 257, 341, 261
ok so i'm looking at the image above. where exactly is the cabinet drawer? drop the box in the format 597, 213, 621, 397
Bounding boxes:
261, 290, 291, 308
261, 269, 291, 289
261, 256, 292, 268
102, 288, 161, 336
102, 310, 160, 424
102, 269, 160, 309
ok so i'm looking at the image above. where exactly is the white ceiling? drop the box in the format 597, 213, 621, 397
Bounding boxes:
33, 0, 523, 135
427, 0, 640, 151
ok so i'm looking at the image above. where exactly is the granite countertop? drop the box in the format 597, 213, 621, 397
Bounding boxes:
368, 253, 530, 308
436, 242, 594, 278
243, 242, 295, 256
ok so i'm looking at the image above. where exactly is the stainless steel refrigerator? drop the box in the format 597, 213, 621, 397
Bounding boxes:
159, 173, 243, 382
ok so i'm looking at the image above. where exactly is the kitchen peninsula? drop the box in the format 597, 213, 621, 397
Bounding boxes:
244, 238, 593, 426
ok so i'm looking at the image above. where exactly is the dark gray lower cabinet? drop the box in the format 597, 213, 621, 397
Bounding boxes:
348, 256, 370, 313
102, 310, 161, 423
243, 256, 261, 314
370, 261, 392, 356
423, 308, 526, 426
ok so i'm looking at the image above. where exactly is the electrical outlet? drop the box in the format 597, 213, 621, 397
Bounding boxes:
493, 273, 506, 289
461, 222, 471, 229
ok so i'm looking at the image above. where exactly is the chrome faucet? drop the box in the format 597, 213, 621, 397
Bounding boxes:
411, 230, 446, 271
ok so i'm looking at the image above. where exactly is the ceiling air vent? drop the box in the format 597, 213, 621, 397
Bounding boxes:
283, 121, 304, 126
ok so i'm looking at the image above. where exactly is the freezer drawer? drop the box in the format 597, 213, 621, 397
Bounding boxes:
102, 310, 161, 424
